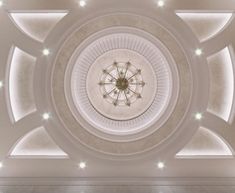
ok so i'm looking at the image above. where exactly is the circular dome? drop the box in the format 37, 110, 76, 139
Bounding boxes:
52, 14, 192, 156
87, 49, 155, 120
68, 32, 175, 137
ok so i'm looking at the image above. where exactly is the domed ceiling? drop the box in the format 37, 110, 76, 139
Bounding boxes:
0, 0, 235, 186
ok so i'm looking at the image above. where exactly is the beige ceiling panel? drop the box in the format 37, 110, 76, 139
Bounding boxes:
8, 47, 37, 122
176, 12, 233, 42
9, 11, 68, 42
176, 127, 233, 158
207, 47, 234, 122
10, 127, 68, 158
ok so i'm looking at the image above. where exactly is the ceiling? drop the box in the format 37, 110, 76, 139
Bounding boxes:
0, 0, 235, 188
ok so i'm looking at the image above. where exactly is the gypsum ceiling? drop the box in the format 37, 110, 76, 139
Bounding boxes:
0, 0, 235, 184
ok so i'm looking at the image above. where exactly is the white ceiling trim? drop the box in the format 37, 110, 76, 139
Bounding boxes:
176, 127, 233, 158
1, 177, 235, 186
10, 127, 68, 158
9, 11, 68, 42
8, 46, 37, 123
207, 46, 234, 122
176, 11, 233, 42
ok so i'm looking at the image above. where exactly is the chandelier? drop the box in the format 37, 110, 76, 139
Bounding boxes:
99, 61, 145, 107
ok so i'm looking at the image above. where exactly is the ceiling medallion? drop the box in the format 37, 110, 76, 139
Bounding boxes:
69, 32, 175, 135
53, 15, 186, 154
99, 61, 145, 107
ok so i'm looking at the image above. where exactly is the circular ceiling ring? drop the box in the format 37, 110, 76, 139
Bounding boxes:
65, 29, 179, 140
51, 13, 193, 156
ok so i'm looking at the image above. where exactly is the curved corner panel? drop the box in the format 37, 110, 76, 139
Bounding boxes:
9, 11, 68, 42
176, 127, 233, 158
9, 47, 37, 122
176, 12, 233, 42
207, 47, 234, 122
10, 127, 68, 158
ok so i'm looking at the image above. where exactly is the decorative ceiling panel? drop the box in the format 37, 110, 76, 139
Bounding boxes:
176, 12, 233, 42
8, 47, 36, 122
10, 127, 68, 158
0, 0, 235, 182
176, 127, 233, 158
9, 11, 68, 42
207, 46, 234, 122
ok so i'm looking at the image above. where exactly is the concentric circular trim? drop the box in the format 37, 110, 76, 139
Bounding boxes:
52, 14, 192, 155
69, 32, 173, 136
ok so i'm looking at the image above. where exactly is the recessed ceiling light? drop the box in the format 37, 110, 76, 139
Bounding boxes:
0, 162, 3, 168
157, 161, 165, 169
195, 112, 203, 120
42, 113, 50, 120
79, 161, 86, 169
0, 81, 3, 88
79, 0, 86, 7
0, 1, 3, 7
43, 48, 50, 56
157, 0, 165, 7
195, 48, 202, 56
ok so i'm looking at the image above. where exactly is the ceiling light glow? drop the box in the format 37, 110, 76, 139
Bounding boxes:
176, 12, 233, 42
0, 1, 3, 7
195, 112, 203, 120
79, 0, 86, 7
0, 162, 3, 168
10, 127, 68, 157
176, 127, 233, 156
10, 12, 68, 42
0, 81, 3, 88
43, 49, 50, 56
195, 48, 202, 56
207, 47, 234, 122
157, 0, 165, 7
157, 161, 165, 169
79, 161, 86, 169
42, 113, 50, 120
